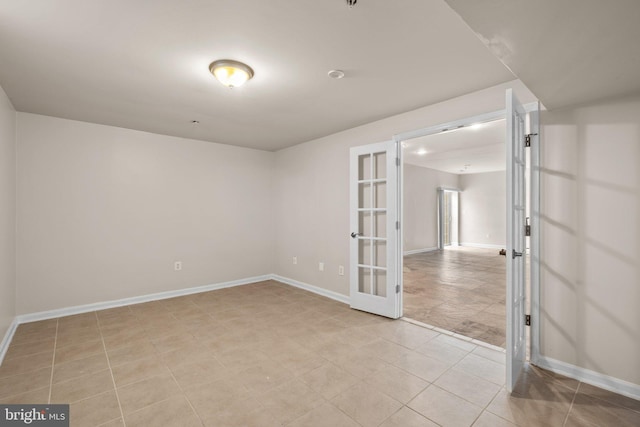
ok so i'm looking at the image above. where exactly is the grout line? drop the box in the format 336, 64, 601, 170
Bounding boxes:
562, 382, 580, 427
166, 365, 205, 425
47, 319, 59, 404
96, 311, 127, 427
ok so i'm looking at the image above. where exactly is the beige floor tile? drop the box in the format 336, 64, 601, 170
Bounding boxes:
379, 406, 439, 427
471, 346, 506, 365
110, 355, 170, 388
0, 350, 53, 378
159, 344, 212, 370
415, 338, 471, 364
361, 339, 412, 364
117, 373, 182, 415
55, 339, 105, 364
125, 395, 203, 427
101, 327, 148, 350
69, 390, 122, 427
56, 326, 101, 348
300, 363, 359, 399
287, 402, 360, 427
4, 337, 55, 360
98, 418, 125, 427
0, 367, 52, 400
392, 351, 453, 382
377, 322, 440, 350
196, 396, 268, 427
486, 388, 570, 427
332, 382, 403, 427
409, 385, 483, 427
214, 348, 271, 371
435, 368, 501, 407
256, 378, 324, 424
184, 377, 251, 411
150, 333, 200, 354
455, 353, 505, 386
0, 386, 50, 404
576, 382, 640, 412
10, 328, 56, 347
564, 393, 640, 427
365, 365, 429, 403
14, 319, 57, 335
51, 368, 114, 403
332, 349, 390, 379
433, 334, 478, 352
236, 361, 294, 394
106, 339, 158, 367
169, 357, 228, 389
472, 411, 516, 427
53, 353, 109, 384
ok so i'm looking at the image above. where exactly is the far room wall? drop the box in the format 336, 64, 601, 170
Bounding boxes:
403, 163, 459, 253
459, 171, 506, 248
0, 85, 16, 341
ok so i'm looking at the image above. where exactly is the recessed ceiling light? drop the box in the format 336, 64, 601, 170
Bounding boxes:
328, 69, 345, 79
416, 149, 428, 155
209, 59, 254, 88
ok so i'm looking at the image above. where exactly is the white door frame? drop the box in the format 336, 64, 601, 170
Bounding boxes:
393, 104, 541, 363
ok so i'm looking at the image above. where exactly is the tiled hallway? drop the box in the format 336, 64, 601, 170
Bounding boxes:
1, 280, 639, 426
403, 247, 507, 347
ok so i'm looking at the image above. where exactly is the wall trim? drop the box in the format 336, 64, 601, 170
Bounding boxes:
403, 247, 438, 256
535, 355, 640, 401
15, 275, 272, 325
460, 242, 505, 250
0, 319, 19, 367
270, 275, 350, 305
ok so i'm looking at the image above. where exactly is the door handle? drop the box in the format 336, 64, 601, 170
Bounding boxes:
512, 249, 523, 259
350, 232, 361, 239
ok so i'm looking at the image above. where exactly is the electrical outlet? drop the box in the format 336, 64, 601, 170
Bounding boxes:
319, 262, 324, 271
338, 265, 345, 276
293, 256, 297, 265
174, 261, 182, 271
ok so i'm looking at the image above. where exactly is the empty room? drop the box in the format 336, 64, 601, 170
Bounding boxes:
1, 1, 639, 426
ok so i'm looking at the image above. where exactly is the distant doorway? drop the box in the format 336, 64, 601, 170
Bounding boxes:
437, 188, 459, 249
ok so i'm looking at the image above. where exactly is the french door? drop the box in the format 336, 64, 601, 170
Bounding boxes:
349, 141, 401, 318
506, 88, 527, 391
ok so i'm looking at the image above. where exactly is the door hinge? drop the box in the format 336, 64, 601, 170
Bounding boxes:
396, 221, 400, 230
525, 314, 531, 326
395, 284, 400, 294
396, 157, 400, 166
525, 133, 538, 147
525, 217, 531, 237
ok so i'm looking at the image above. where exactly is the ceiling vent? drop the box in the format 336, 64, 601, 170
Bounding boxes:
346, 0, 357, 7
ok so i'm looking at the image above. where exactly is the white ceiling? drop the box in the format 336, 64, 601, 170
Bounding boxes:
0, 0, 515, 151
2, 1, 637, 152
445, 0, 640, 110
403, 119, 505, 174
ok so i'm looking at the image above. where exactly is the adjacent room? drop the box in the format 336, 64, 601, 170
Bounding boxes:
402, 118, 510, 348
1, 1, 639, 426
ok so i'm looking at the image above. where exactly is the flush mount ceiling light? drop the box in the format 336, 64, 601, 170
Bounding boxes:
328, 69, 345, 79
209, 59, 254, 88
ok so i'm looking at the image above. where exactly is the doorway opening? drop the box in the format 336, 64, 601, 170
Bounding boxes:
401, 115, 508, 348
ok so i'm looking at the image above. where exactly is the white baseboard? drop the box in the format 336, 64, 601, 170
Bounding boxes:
535, 355, 640, 401
15, 274, 272, 325
403, 247, 438, 256
0, 319, 19, 367
460, 242, 505, 250
270, 274, 350, 305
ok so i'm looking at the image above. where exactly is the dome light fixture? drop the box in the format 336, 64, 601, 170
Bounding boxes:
209, 59, 254, 88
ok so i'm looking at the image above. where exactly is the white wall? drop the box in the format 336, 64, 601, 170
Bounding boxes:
274, 80, 537, 295
16, 113, 275, 315
540, 93, 640, 386
0, 86, 16, 340
459, 171, 506, 247
403, 164, 459, 252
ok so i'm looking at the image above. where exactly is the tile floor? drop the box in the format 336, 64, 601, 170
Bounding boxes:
403, 247, 507, 347
1, 280, 639, 426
